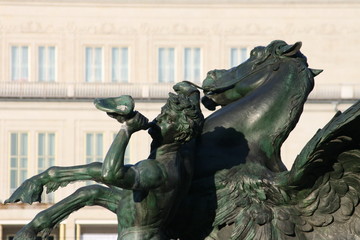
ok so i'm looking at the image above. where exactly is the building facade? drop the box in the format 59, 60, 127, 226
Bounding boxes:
0, 0, 360, 239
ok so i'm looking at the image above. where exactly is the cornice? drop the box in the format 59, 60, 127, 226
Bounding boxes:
1, 21, 360, 36
0, 0, 359, 7
0, 0, 359, 3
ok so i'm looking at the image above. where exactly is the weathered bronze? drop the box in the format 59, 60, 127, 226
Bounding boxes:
6, 40, 360, 240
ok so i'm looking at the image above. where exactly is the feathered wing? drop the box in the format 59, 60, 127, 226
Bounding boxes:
213, 163, 304, 240
286, 99, 360, 188
282, 101, 360, 239
212, 100, 360, 240
283, 99, 360, 238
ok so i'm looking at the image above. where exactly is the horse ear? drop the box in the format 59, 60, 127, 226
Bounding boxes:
280, 41, 302, 56
309, 68, 323, 77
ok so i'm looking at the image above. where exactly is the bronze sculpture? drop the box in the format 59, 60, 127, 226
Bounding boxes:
6, 40, 360, 240
6, 81, 204, 240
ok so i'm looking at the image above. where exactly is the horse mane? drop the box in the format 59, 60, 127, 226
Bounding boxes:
271, 62, 315, 168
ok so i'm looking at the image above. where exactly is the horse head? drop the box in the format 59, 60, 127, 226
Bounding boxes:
191, 40, 323, 178
200, 40, 322, 110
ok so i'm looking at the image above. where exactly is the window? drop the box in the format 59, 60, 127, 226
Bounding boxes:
10, 133, 28, 194
158, 47, 175, 83
11, 46, 29, 81
184, 47, 201, 83
86, 133, 104, 163
38, 132, 56, 202
230, 47, 249, 67
85, 133, 103, 185
38, 46, 56, 82
111, 47, 129, 83
85, 47, 103, 82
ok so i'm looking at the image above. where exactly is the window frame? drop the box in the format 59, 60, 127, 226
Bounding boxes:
84, 46, 104, 83
10, 45, 30, 82
229, 46, 250, 68
9, 132, 29, 194
38, 45, 57, 82
183, 47, 202, 83
85, 132, 104, 164
110, 46, 130, 83
157, 47, 176, 83
37, 132, 56, 203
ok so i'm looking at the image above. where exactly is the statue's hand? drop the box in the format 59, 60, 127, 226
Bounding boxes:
125, 111, 149, 133
5, 176, 44, 204
107, 112, 127, 123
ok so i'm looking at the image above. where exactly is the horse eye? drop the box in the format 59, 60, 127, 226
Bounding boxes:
257, 51, 264, 57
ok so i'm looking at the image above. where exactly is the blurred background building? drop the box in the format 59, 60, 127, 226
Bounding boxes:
0, 0, 359, 239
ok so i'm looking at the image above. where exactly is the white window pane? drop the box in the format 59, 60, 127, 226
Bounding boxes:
11, 158, 17, 168
240, 48, 247, 63
86, 133, 94, 156
194, 48, 201, 82
111, 47, 119, 82
48, 133, 55, 156
168, 48, 175, 82
38, 46, 56, 82
230, 47, 248, 67
20, 157, 27, 168
38, 133, 45, 155
111, 47, 128, 83
184, 48, 201, 82
10, 132, 28, 194
158, 48, 175, 83
49, 157, 55, 167
86, 133, 104, 163
11, 133, 18, 155
96, 133, 103, 157
120, 47, 128, 82
39, 47, 45, 81
86, 47, 103, 82
11, 46, 29, 81
21, 46, 29, 80
158, 48, 165, 83
85, 47, 92, 82
48, 47, 56, 81
38, 157, 45, 169
230, 48, 238, 67
11, 46, 19, 81
20, 133, 28, 155
37, 132, 56, 174
184, 48, 191, 81
95, 47, 102, 82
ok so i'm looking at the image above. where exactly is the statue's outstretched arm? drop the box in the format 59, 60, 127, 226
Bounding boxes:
12, 185, 125, 240
5, 112, 148, 204
5, 162, 103, 204
101, 112, 151, 189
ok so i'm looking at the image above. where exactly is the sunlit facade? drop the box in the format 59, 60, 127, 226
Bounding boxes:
0, 0, 360, 239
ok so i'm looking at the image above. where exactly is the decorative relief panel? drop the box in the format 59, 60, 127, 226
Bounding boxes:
1, 21, 360, 37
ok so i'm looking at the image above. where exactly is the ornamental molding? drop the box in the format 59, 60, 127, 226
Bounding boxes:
139, 23, 211, 35
0, 21, 360, 36
223, 22, 360, 36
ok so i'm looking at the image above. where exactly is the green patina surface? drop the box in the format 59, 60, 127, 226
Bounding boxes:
6, 40, 360, 240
